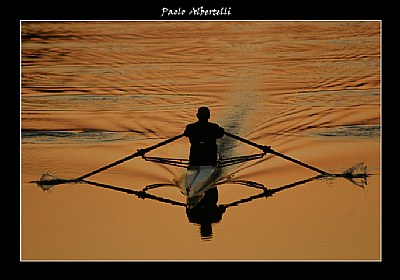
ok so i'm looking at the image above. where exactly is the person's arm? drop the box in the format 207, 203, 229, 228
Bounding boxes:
184, 124, 191, 137
217, 125, 225, 138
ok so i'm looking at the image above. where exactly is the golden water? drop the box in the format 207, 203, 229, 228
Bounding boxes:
21, 21, 380, 260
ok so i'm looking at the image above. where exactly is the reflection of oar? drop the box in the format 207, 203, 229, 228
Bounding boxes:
224, 131, 330, 175
82, 180, 186, 207
221, 175, 322, 209
30, 176, 77, 187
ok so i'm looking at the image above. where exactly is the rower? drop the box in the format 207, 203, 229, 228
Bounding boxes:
184, 106, 225, 166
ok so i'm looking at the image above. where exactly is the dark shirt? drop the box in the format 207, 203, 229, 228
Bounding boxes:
184, 120, 224, 166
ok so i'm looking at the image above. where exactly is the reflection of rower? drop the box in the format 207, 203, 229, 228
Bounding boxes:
185, 187, 226, 240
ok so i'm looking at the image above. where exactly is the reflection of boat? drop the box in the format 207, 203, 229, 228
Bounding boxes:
36, 172, 367, 241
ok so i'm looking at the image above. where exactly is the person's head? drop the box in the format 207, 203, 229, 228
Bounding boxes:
197, 106, 210, 121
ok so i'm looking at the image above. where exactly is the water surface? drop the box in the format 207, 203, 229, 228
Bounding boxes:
21, 21, 380, 260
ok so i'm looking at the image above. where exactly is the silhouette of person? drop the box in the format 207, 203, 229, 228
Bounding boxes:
186, 187, 226, 239
184, 106, 225, 166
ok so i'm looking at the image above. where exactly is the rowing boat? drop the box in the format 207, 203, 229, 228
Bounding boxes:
144, 152, 265, 209
34, 132, 347, 209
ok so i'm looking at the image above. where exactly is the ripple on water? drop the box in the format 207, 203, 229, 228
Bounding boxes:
21, 129, 145, 144
314, 125, 380, 139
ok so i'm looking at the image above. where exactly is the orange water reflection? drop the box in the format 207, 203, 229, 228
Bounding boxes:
21, 21, 380, 260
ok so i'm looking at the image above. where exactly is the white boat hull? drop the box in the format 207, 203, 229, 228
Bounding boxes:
180, 166, 220, 209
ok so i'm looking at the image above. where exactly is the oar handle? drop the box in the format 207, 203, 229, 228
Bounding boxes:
224, 131, 329, 175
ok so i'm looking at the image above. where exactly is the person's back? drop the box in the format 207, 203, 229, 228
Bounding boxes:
184, 107, 224, 166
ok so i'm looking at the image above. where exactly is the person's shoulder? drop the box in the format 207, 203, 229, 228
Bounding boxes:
209, 122, 223, 129
208, 122, 219, 127
186, 122, 197, 129
185, 122, 196, 132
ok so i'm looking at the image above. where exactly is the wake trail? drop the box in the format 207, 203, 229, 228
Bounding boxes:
215, 91, 264, 180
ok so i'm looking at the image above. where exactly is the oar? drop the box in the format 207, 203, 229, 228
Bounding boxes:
224, 131, 330, 175
31, 134, 184, 186
76, 134, 184, 180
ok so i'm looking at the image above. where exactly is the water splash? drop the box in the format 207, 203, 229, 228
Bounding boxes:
341, 162, 368, 178
30, 172, 79, 191
320, 162, 369, 188
339, 162, 369, 188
